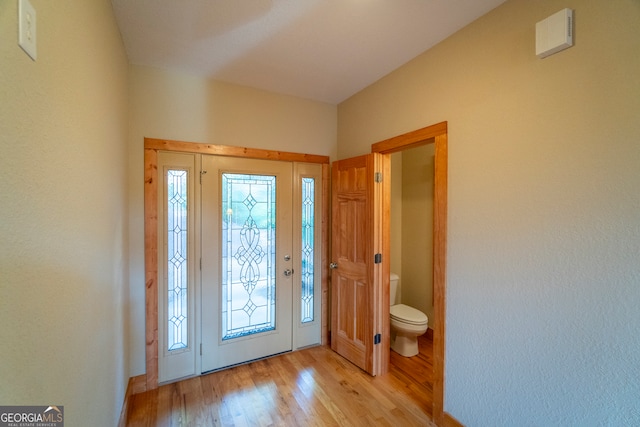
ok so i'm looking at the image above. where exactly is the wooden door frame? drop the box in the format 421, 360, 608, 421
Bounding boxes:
144, 137, 330, 390
371, 121, 448, 426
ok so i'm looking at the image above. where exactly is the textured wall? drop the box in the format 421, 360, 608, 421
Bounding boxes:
338, 0, 640, 424
389, 145, 435, 323
390, 153, 403, 291
0, 0, 130, 425
401, 144, 435, 325
127, 65, 338, 375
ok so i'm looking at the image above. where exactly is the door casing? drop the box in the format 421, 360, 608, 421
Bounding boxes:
371, 121, 447, 425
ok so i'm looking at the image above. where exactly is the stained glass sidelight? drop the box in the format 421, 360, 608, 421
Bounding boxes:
167, 170, 188, 351
221, 174, 276, 340
301, 178, 315, 323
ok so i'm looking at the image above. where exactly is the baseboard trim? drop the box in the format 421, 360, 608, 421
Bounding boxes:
118, 375, 147, 427
425, 327, 434, 341
443, 412, 464, 427
129, 374, 148, 395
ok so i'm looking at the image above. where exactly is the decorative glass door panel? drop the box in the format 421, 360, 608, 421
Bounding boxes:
221, 174, 276, 340
201, 156, 293, 372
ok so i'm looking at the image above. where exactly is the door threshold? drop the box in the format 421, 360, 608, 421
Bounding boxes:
201, 350, 293, 375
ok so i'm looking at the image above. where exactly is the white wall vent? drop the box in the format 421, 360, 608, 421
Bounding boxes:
536, 8, 574, 59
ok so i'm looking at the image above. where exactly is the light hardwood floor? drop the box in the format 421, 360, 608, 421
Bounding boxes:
125, 335, 434, 426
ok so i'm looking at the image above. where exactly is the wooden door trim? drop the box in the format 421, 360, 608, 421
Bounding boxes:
145, 137, 329, 164
144, 138, 330, 390
371, 121, 447, 426
373, 153, 391, 376
371, 121, 447, 154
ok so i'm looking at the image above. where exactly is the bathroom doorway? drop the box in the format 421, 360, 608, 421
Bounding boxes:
371, 121, 447, 424
390, 144, 435, 327
388, 143, 436, 415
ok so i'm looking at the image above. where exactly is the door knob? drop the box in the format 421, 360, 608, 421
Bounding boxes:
329, 262, 338, 269
283, 268, 294, 277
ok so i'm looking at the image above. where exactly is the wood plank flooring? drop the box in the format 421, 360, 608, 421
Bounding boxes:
125, 335, 434, 426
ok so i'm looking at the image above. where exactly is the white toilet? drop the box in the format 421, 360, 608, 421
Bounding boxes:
390, 272, 429, 357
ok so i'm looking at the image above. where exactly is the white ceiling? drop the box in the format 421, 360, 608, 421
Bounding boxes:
111, 0, 507, 104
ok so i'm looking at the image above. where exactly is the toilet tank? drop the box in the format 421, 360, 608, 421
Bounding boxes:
390, 273, 399, 306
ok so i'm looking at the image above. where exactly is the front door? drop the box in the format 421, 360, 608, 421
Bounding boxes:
330, 153, 389, 375
154, 146, 324, 384
201, 155, 293, 372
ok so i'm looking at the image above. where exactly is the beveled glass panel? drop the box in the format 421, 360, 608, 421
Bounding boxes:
222, 173, 276, 340
301, 178, 315, 323
167, 169, 188, 351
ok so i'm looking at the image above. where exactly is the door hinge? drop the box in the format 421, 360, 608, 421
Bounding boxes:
374, 172, 383, 183
374, 333, 381, 345
200, 170, 207, 184
200, 343, 202, 356
374, 253, 382, 264
200, 258, 202, 270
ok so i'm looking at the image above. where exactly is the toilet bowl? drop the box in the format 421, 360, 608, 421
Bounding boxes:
390, 273, 429, 357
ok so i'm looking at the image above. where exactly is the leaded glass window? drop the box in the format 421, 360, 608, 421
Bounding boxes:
167, 169, 188, 351
221, 173, 276, 340
301, 177, 315, 323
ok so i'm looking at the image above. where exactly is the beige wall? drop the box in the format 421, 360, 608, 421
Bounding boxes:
390, 153, 403, 286
127, 65, 338, 374
338, 0, 640, 424
389, 145, 436, 325
400, 144, 435, 325
0, 1, 130, 425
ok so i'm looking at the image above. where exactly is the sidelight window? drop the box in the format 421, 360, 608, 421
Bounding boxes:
301, 177, 315, 323
167, 169, 188, 351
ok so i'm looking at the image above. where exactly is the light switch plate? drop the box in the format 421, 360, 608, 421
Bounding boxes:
19, 0, 37, 61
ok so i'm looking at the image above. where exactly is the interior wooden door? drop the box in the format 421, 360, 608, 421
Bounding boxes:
330, 153, 389, 376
